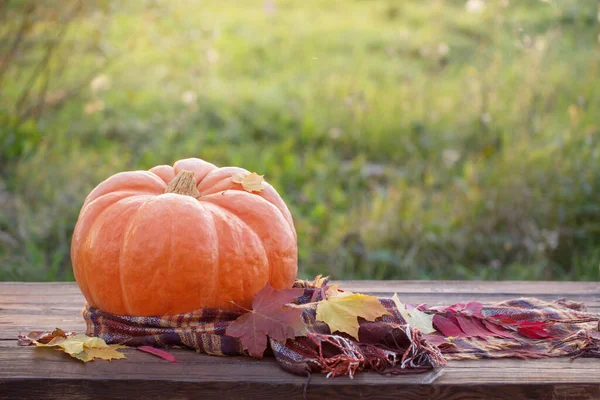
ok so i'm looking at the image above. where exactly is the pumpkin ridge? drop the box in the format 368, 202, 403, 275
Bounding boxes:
202, 186, 292, 228
259, 184, 296, 236
82, 191, 159, 217
195, 168, 294, 236
196, 166, 248, 194
208, 204, 221, 310
172, 158, 217, 184
189, 200, 220, 310
203, 202, 269, 303
201, 197, 269, 256
167, 207, 175, 314
148, 165, 176, 185
84, 195, 151, 312
201, 195, 289, 287
117, 196, 157, 315
201, 191, 293, 235
84, 171, 166, 208
73, 192, 150, 304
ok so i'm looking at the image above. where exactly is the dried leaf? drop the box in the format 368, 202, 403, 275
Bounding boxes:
455, 315, 494, 339
18, 328, 72, 346
18, 331, 43, 346
490, 316, 552, 339
28, 331, 127, 363
316, 290, 389, 339
231, 172, 265, 192
433, 314, 468, 338
424, 333, 458, 350
516, 321, 552, 339
226, 283, 307, 358
433, 309, 525, 341
137, 346, 181, 363
481, 320, 515, 339
294, 274, 329, 289
391, 293, 436, 334
438, 301, 484, 317
17, 335, 33, 346
74, 347, 127, 362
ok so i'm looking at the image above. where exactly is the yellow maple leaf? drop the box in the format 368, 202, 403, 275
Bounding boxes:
231, 172, 265, 193
391, 293, 436, 334
316, 291, 389, 339
84, 347, 128, 362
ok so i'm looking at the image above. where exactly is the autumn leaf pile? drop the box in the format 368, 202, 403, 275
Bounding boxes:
226, 283, 394, 358
225, 285, 308, 358
426, 301, 556, 343
18, 328, 180, 363
18, 328, 126, 362
224, 280, 569, 359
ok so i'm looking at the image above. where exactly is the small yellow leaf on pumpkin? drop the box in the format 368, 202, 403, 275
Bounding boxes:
316, 290, 389, 339
231, 172, 265, 193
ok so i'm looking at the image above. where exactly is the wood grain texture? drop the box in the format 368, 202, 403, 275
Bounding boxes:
1, 281, 599, 400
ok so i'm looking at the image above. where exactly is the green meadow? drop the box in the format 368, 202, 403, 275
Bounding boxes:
1, 0, 599, 281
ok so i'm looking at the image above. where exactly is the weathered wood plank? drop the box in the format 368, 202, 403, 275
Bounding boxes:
3, 280, 600, 294
1, 281, 599, 400
2, 339, 599, 369
5, 380, 598, 400
1, 342, 600, 399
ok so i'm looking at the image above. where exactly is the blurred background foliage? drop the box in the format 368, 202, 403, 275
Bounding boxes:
1, 0, 599, 281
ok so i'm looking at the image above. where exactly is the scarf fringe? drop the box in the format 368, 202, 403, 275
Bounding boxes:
553, 329, 600, 359
303, 325, 446, 379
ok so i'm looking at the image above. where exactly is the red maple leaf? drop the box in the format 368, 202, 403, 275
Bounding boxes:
225, 284, 308, 358
434, 301, 484, 317
137, 346, 181, 363
488, 315, 553, 339
516, 321, 552, 339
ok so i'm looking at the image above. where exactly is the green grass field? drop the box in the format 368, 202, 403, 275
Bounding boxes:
1, 0, 600, 281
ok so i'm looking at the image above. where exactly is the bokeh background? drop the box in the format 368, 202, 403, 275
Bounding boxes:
1, 0, 599, 282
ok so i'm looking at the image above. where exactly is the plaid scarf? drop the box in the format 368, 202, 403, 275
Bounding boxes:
426, 297, 600, 361
83, 281, 600, 377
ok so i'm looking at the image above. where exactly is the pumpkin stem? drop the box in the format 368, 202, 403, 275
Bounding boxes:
165, 170, 200, 197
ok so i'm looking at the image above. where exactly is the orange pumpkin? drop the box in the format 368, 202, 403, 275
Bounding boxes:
71, 158, 297, 316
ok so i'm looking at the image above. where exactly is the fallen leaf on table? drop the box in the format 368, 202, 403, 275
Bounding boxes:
73, 346, 127, 362
20, 329, 127, 362
137, 346, 181, 363
226, 283, 307, 358
391, 293, 436, 334
316, 290, 389, 339
18, 328, 72, 346
231, 172, 265, 192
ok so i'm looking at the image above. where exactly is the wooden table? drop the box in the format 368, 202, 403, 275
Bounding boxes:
1, 281, 599, 399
